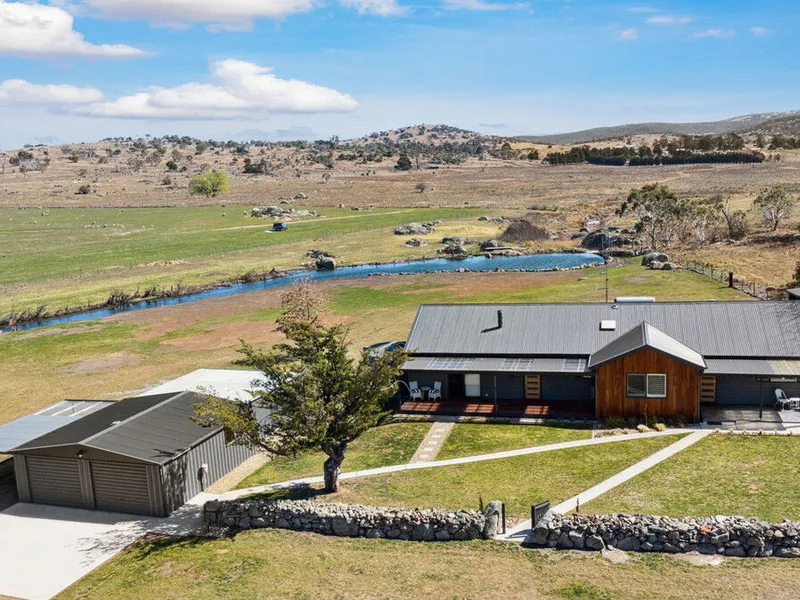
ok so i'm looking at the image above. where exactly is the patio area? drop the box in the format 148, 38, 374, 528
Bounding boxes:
399, 398, 595, 419
700, 406, 800, 431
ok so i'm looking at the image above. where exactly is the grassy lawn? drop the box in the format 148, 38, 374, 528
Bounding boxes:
235, 422, 431, 488
585, 434, 800, 521
59, 528, 800, 600
437, 424, 593, 460
316, 435, 686, 520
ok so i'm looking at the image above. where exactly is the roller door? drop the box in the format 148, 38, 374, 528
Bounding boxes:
26, 456, 83, 508
90, 461, 153, 515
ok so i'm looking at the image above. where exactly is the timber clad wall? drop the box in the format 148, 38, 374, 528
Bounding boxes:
596, 348, 700, 420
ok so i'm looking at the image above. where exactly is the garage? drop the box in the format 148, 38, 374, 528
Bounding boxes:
10, 391, 254, 517
25, 457, 83, 508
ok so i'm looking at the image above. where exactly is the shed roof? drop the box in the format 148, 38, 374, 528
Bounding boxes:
587, 322, 706, 369
11, 391, 225, 465
0, 400, 114, 454
789, 288, 800, 300
406, 302, 800, 359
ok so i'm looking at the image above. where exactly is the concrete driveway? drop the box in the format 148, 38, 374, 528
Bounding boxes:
0, 498, 208, 600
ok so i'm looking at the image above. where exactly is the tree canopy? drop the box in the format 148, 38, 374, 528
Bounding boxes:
189, 171, 230, 197
194, 282, 406, 492
753, 184, 797, 231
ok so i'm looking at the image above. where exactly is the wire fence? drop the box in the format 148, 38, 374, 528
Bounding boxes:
670, 255, 775, 300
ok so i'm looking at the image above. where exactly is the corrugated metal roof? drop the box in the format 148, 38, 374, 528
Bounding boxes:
0, 400, 114, 453
704, 358, 800, 376
10, 392, 225, 465
588, 322, 706, 369
403, 356, 588, 373
406, 302, 800, 359
788, 288, 800, 300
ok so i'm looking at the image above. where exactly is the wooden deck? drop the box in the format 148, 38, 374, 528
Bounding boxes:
399, 398, 595, 419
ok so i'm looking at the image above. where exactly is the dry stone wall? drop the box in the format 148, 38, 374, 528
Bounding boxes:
203, 499, 492, 541
532, 513, 800, 558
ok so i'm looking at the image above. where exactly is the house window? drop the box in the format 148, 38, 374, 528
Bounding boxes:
464, 374, 481, 398
627, 373, 667, 398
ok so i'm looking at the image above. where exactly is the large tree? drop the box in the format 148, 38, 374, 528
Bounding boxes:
753, 184, 797, 231
195, 283, 406, 492
616, 183, 693, 249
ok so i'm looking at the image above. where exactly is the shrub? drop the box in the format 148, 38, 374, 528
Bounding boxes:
500, 218, 549, 243
76, 184, 91, 195
189, 171, 230, 197
394, 155, 413, 171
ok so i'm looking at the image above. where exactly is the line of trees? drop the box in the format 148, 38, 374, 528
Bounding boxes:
545, 145, 764, 167
617, 183, 797, 249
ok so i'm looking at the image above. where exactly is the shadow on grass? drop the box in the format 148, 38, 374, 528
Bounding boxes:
246, 483, 326, 502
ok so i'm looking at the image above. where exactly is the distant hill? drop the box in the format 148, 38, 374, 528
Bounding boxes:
350, 124, 492, 146
516, 111, 800, 145
747, 113, 800, 137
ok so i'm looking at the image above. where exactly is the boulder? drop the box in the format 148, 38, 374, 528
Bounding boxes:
395, 223, 432, 236
648, 261, 664, 270
316, 256, 336, 271
661, 262, 677, 271
483, 501, 503, 538
580, 230, 635, 251
403, 238, 427, 247
440, 243, 467, 256
641, 252, 669, 266
480, 239, 502, 251
442, 236, 468, 245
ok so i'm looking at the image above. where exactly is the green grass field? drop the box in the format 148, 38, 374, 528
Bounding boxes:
585, 434, 800, 521
59, 529, 800, 600
437, 424, 593, 460
316, 434, 686, 520
236, 422, 431, 488
0, 206, 490, 315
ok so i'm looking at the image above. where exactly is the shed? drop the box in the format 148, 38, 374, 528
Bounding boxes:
9, 391, 253, 517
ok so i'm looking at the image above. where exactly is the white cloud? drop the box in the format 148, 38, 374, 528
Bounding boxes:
617, 27, 638, 40
81, 0, 403, 27
443, 0, 528, 11
74, 59, 359, 119
749, 26, 771, 36
646, 15, 693, 25
338, 0, 405, 16
0, 79, 103, 104
694, 28, 735, 38
0, 1, 146, 58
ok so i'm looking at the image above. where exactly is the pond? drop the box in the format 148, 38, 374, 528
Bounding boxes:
3, 253, 603, 333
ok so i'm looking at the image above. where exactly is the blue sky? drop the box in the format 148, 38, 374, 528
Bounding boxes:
0, 0, 797, 148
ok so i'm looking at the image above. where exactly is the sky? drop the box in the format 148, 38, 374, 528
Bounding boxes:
0, 0, 798, 148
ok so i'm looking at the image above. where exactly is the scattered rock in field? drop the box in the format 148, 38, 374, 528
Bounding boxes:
571, 231, 588, 239
395, 222, 436, 235
403, 238, 427, 247
501, 219, 550, 243
251, 206, 317, 219
661, 262, 677, 271
480, 239, 502, 251
649, 261, 664, 270
641, 252, 669, 266
439, 243, 468, 256
442, 236, 468, 245
315, 256, 336, 271
580, 229, 636, 251
307, 249, 335, 259
294, 192, 308, 199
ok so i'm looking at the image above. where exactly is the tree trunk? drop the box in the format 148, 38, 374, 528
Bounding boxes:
322, 443, 346, 493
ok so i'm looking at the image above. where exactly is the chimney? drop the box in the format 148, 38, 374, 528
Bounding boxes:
497, 309, 503, 329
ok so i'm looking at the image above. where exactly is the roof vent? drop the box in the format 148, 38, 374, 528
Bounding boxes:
600, 320, 617, 331
614, 296, 656, 303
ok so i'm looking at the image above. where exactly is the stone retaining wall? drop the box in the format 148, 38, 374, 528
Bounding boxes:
203, 499, 493, 541
531, 513, 800, 558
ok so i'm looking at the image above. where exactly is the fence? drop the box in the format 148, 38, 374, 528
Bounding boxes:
671, 256, 775, 300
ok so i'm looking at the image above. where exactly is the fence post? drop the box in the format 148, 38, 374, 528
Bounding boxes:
728, 272, 734, 288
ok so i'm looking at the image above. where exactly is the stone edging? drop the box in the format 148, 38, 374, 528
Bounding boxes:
531, 513, 800, 558
204, 499, 502, 541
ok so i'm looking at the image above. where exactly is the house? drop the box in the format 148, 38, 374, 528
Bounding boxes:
8, 391, 254, 517
401, 301, 800, 421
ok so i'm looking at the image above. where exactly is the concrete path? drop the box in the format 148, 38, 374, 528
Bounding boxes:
501, 430, 710, 542
221, 428, 688, 501
410, 422, 454, 463
0, 494, 210, 600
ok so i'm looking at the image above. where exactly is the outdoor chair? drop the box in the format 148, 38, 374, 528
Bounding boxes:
409, 381, 423, 401
428, 381, 442, 402
775, 388, 793, 410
